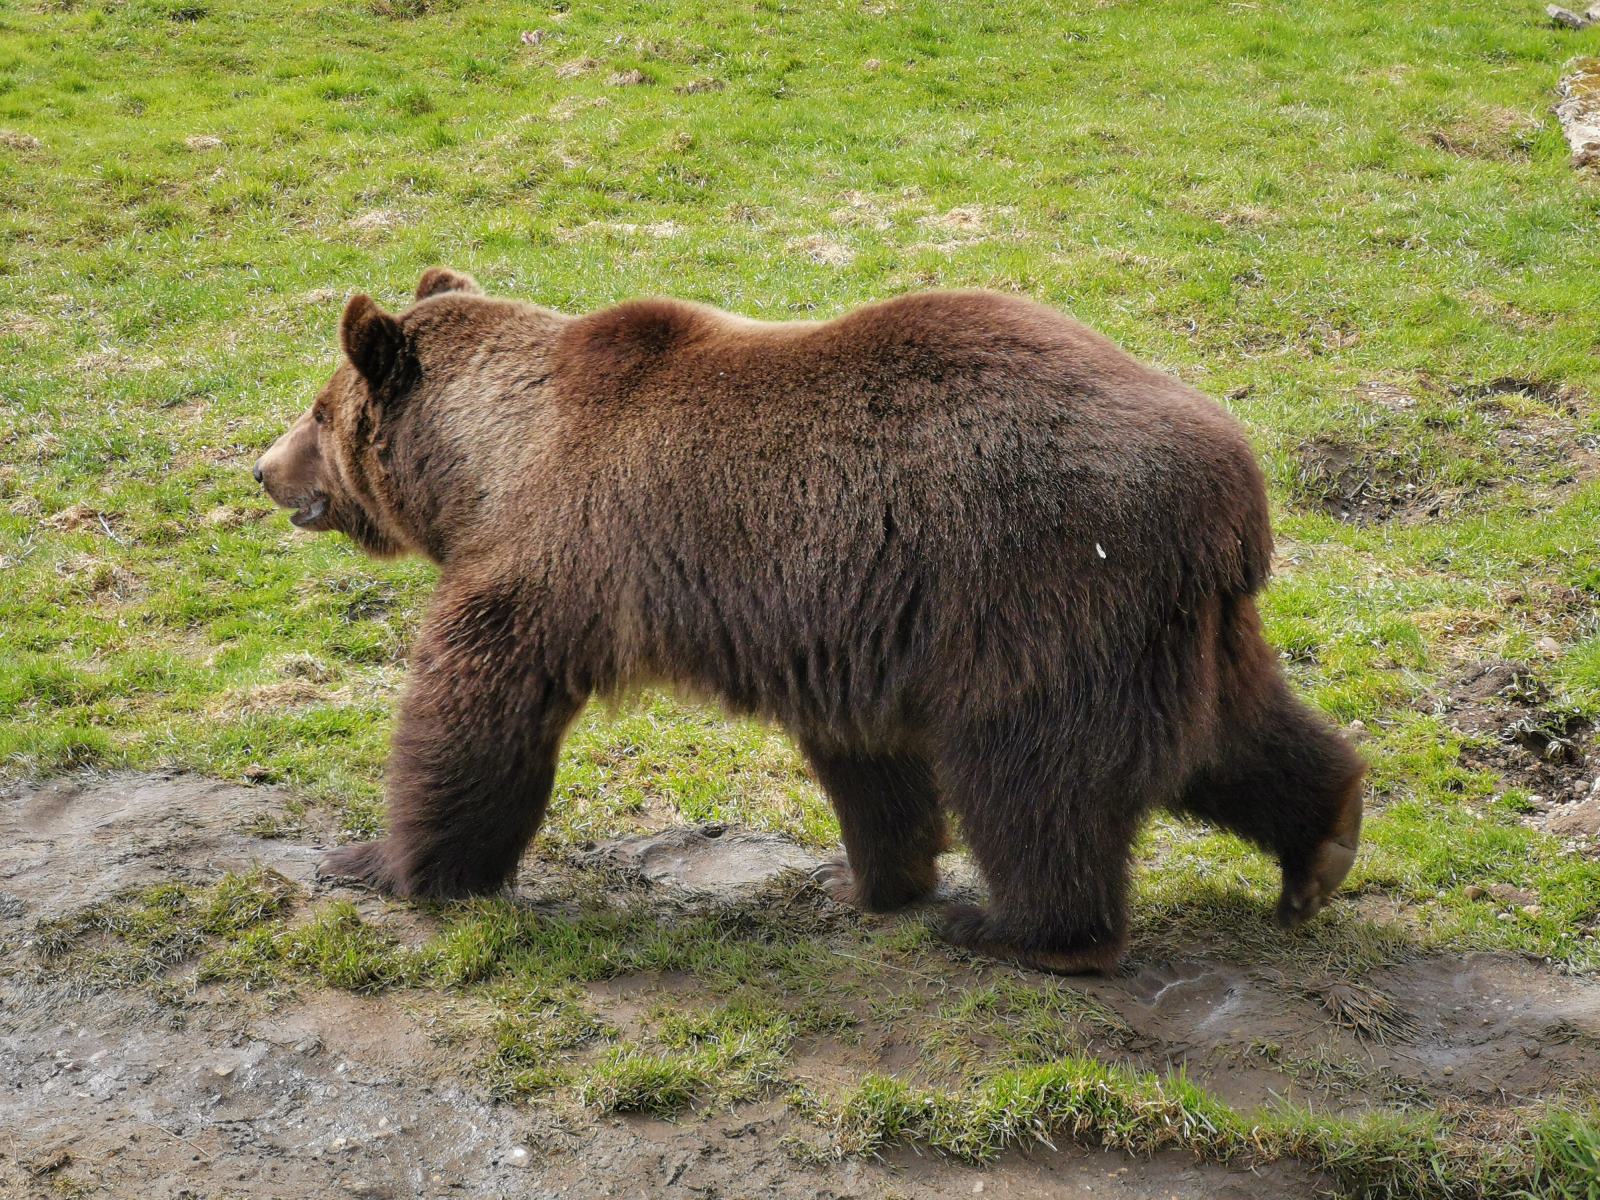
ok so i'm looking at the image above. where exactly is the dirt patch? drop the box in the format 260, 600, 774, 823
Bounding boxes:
675, 77, 723, 95
349, 210, 401, 235
787, 234, 856, 266
1433, 660, 1600, 842
0, 980, 1317, 1200
1295, 434, 1437, 523
1294, 378, 1598, 524
5, 773, 1600, 1197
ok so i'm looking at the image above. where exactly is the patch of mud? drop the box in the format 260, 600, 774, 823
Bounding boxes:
0, 983, 1320, 1198
1064, 951, 1600, 1112
1432, 661, 1600, 842
1296, 434, 1437, 523
580, 825, 824, 901
1295, 378, 1597, 525
0, 772, 329, 917
6, 773, 1600, 1197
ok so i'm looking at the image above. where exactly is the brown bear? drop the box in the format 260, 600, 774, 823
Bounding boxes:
254, 267, 1364, 974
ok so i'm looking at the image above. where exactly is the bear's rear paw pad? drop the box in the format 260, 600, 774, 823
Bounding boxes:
935, 903, 1122, 975
319, 839, 399, 894
809, 858, 860, 907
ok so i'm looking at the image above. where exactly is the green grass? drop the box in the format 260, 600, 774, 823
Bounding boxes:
5, 0, 1600, 1195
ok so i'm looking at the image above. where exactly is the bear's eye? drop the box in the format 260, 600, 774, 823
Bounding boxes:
312, 406, 326, 426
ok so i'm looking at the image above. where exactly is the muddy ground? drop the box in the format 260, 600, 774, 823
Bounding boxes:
4, 773, 1600, 1198
1292, 377, 1599, 525
1437, 659, 1600, 846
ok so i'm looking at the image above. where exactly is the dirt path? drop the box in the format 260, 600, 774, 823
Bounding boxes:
4, 773, 1598, 1198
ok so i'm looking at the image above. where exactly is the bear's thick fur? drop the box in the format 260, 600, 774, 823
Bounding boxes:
255, 268, 1364, 973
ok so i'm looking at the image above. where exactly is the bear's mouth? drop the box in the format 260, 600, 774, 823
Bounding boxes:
289, 495, 330, 529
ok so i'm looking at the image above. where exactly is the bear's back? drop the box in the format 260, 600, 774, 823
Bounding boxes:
535, 291, 1273, 719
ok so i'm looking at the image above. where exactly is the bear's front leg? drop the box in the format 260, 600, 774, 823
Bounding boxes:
320, 581, 586, 899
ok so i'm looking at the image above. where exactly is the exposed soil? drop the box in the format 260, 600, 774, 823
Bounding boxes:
1295, 378, 1598, 525
1434, 660, 1600, 845
5, 773, 1600, 1198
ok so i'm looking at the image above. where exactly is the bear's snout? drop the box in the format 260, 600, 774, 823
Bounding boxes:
256, 408, 334, 530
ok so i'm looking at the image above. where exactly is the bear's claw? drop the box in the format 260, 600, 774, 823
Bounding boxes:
318, 839, 400, 894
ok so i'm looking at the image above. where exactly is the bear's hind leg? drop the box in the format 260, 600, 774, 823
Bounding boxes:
933, 711, 1144, 974
1175, 681, 1365, 928
800, 743, 947, 911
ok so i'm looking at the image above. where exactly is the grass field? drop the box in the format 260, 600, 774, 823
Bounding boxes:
5, 0, 1600, 1196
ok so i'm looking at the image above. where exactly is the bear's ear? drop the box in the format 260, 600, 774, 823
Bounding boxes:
340, 294, 407, 388
415, 266, 483, 301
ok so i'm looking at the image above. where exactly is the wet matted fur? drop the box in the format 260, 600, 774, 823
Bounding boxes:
255, 269, 1365, 974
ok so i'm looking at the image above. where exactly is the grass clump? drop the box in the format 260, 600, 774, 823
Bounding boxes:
826, 1069, 1600, 1200
33, 868, 296, 990
831, 1061, 1246, 1164
202, 898, 419, 992
1524, 1105, 1600, 1200
923, 977, 1133, 1082
483, 990, 613, 1097
580, 1047, 713, 1116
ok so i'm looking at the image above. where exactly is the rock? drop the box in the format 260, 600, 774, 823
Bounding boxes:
1549, 5, 1591, 27
583, 827, 823, 901
1489, 883, 1537, 906
1522, 904, 1544, 918
1537, 636, 1562, 655
1464, 884, 1487, 901
184, 134, 223, 151
1556, 58, 1600, 169
1548, 796, 1600, 836
507, 1145, 533, 1169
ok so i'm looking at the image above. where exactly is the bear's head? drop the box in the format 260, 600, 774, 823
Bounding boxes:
254, 267, 491, 561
